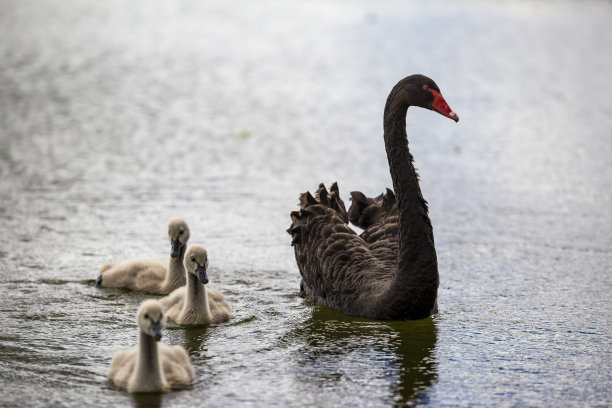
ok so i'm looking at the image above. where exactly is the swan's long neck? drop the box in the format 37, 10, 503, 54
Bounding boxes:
165, 244, 186, 289
381, 87, 438, 318
132, 331, 165, 391
182, 273, 211, 321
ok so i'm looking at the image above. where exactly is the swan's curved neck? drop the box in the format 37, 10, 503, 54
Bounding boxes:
182, 273, 211, 319
381, 88, 438, 318
133, 331, 164, 389
383, 94, 434, 248
166, 245, 187, 288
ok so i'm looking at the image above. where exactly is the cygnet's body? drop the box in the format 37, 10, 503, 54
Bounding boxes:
108, 299, 195, 393
161, 245, 231, 325
96, 218, 190, 294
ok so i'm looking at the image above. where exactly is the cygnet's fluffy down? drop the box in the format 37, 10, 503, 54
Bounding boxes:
161, 245, 231, 325
96, 218, 190, 294
108, 299, 195, 393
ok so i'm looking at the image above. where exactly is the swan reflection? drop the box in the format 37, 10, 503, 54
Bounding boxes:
289, 306, 438, 405
175, 325, 212, 357
130, 392, 163, 408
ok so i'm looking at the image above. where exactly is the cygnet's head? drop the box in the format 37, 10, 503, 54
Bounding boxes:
184, 245, 209, 285
168, 218, 190, 258
137, 299, 166, 341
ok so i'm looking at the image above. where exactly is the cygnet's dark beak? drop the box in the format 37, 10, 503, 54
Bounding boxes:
170, 239, 181, 258
196, 264, 209, 285
150, 322, 162, 341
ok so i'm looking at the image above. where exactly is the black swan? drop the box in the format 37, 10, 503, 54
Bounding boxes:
288, 74, 459, 320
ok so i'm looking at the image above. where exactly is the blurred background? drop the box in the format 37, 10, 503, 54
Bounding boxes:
0, 0, 610, 407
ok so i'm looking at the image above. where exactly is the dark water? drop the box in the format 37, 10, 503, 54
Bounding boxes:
0, 0, 611, 406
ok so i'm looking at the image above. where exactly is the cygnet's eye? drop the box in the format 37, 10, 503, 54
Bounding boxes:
422, 85, 429, 91
179, 230, 184, 235
191, 257, 196, 262
159, 313, 163, 319
144, 313, 149, 319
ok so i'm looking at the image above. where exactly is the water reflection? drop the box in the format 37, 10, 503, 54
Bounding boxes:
289, 306, 437, 406
130, 392, 163, 408
386, 318, 438, 405
174, 325, 212, 357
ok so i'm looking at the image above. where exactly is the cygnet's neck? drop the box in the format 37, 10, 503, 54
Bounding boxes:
165, 244, 186, 289
131, 331, 165, 391
181, 272, 211, 321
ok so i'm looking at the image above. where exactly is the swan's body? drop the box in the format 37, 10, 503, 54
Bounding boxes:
96, 218, 190, 294
108, 299, 195, 393
160, 245, 231, 325
288, 74, 458, 320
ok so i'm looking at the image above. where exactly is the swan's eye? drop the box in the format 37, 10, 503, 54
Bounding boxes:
422, 85, 429, 91
179, 230, 184, 235
144, 313, 149, 319
191, 257, 196, 262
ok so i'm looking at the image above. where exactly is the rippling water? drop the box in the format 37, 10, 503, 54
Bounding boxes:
1, 0, 611, 406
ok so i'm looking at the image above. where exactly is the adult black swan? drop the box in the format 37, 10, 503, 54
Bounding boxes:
288, 74, 459, 320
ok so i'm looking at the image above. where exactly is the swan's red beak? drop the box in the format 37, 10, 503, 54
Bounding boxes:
430, 89, 459, 122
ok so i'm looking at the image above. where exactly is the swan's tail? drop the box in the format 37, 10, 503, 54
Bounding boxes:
287, 182, 348, 246
348, 188, 395, 229
99, 263, 114, 274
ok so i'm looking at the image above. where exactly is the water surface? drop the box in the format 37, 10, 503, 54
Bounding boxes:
0, 0, 611, 406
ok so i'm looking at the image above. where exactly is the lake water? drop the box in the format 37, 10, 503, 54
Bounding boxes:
0, 0, 611, 406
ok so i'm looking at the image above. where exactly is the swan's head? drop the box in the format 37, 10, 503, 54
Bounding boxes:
137, 299, 166, 341
397, 74, 459, 122
185, 245, 209, 285
168, 218, 190, 258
